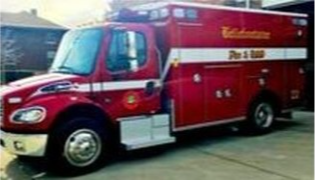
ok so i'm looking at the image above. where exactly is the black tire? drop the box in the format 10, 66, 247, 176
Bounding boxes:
244, 100, 276, 135
16, 155, 44, 163
47, 117, 112, 175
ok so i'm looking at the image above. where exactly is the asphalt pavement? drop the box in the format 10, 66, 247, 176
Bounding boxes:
0, 111, 313, 180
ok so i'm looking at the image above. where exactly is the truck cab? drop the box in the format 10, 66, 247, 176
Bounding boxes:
0, 22, 174, 170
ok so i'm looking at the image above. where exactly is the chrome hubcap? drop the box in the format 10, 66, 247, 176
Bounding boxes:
64, 129, 101, 167
254, 103, 274, 128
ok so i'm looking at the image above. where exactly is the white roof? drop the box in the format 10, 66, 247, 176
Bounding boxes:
132, 2, 308, 18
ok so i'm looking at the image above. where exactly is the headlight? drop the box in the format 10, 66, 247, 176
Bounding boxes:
11, 107, 46, 124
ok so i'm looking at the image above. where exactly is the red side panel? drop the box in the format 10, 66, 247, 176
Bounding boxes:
158, 6, 307, 130
205, 63, 243, 121
177, 65, 205, 126
284, 61, 305, 108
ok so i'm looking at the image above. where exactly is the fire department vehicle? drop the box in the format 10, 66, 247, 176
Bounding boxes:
0, 2, 307, 172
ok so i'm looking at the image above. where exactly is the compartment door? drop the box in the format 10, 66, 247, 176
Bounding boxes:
205, 65, 243, 121
177, 65, 206, 127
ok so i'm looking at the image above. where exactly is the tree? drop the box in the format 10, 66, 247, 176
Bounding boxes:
0, 28, 23, 84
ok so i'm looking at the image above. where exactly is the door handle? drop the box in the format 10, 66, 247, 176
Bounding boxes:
145, 81, 156, 96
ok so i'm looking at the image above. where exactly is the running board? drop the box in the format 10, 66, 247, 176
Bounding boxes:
119, 114, 176, 150
123, 137, 176, 150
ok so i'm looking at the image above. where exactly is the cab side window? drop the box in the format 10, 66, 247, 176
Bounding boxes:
136, 33, 146, 66
107, 30, 147, 72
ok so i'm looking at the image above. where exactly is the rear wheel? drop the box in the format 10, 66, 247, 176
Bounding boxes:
48, 117, 112, 174
244, 100, 275, 134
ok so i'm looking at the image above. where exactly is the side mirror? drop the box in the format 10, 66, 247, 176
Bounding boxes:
126, 31, 139, 72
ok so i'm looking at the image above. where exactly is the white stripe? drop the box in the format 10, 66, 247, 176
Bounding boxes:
76, 79, 161, 92
76, 84, 90, 92
167, 48, 307, 64
76, 48, 306, 92
92, 83, 103, 91
285, 48, 308, 59
177, 22, 204, 27
102, 80, 159, 91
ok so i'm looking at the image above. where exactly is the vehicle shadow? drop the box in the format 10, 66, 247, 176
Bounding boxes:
113, 119, 306, 162
4, 156, 47, 180
110, 119, 305, 167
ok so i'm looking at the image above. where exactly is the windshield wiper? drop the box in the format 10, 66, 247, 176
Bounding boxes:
53, 66, 75, 74
52, 33, 83, 75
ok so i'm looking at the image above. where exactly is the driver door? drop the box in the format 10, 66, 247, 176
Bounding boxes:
101, 25, 161, 119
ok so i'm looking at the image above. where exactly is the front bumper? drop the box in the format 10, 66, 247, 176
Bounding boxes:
0, 130, 48, 157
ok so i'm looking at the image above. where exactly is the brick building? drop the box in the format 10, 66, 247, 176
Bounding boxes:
0, 11, 67, 84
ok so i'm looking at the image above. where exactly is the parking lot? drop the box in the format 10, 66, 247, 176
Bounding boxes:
0, 111, 313, 180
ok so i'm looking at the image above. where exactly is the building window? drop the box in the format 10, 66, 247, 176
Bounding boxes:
47, 50, 56, 67
2, 28, 15, 42
1, 28, 21, 68
45, 33, 58, 45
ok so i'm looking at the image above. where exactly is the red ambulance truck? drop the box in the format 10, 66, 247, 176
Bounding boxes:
0, 2, 308, 172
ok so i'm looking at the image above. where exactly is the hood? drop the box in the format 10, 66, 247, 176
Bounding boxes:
9, 73, 77, 87
0, 73, 83, 99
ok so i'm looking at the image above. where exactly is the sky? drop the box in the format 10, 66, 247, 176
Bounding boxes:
0, 0, 112, 27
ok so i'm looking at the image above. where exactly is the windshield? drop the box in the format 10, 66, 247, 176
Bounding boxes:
50, 28, 103, 75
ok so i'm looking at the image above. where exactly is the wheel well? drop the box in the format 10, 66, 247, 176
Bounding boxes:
249, 90, 282, 116
50, 104, 114, 133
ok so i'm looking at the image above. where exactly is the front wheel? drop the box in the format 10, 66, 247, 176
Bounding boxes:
244, 100, 275, 134
48, 118, 112, 174
64, 128, 102, 168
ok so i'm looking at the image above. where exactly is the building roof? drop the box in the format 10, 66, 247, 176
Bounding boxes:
0, 11, 66, 29
263, 0, 314, 15
263, 0, 313, 8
